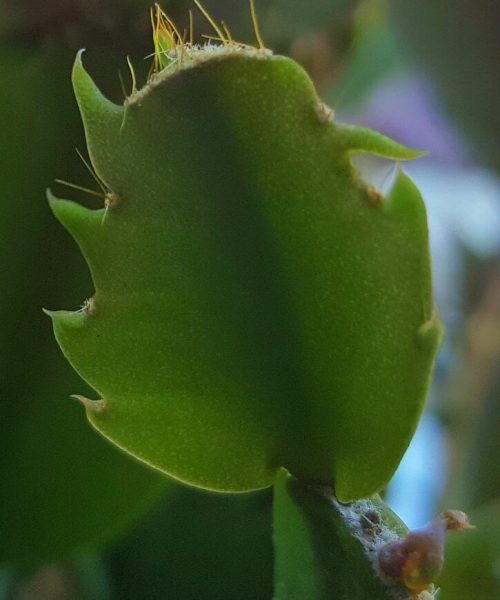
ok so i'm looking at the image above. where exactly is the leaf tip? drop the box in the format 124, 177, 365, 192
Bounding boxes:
71, 49, 123, 136
338, 124, 426, 161
71, 48, 95, 103
48, 195, 103, 245
71, 394, 106, 414
73, 48, 86, 70
49, 308, 87, 331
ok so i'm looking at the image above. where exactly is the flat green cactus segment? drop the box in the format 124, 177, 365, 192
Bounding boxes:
273, 473, 431, 600
49, 48, 441, 496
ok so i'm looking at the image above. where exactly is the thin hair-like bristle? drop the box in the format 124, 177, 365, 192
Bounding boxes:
54, 179, 105, 199
222, 21, 233, 44
193, 0, 228, 45
249, 0, 265, 49
75, 148, 107, 194
126, 56, 137, 93
189, 9, 194, 45
118, 69, 127, 100
146, 1, 266, 80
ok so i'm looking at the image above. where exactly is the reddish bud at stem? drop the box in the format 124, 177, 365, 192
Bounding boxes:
378, 510, 472, 594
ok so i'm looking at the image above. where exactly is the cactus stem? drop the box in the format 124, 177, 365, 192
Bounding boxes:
309, 485, 436, 599
278, 480, 437, 599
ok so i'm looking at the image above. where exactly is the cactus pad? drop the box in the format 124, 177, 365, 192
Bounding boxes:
48, 41, 441, 500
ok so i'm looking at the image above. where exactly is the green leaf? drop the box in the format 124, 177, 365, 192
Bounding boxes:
49, 47, 441, 499
273, 472, 427, 599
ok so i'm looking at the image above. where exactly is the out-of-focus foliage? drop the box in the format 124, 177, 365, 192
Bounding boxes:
439, 263, 500, 512
438, 501, 500, 600
0, 3, 169, 568
435, 264, 500, 600
391, 0, 500, 171
108, 487, 273, 599
328, 0, 403, 108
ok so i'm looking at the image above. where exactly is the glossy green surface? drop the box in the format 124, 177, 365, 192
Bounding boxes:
49, 49, 441, 499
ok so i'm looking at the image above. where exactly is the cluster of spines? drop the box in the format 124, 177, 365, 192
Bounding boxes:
148, 0, 265, 77
55, 1, 268, 205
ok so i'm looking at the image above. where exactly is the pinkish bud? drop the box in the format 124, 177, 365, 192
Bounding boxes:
378, 510, 472, 595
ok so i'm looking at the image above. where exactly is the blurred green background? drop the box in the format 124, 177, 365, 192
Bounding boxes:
1, 1, 498, 598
